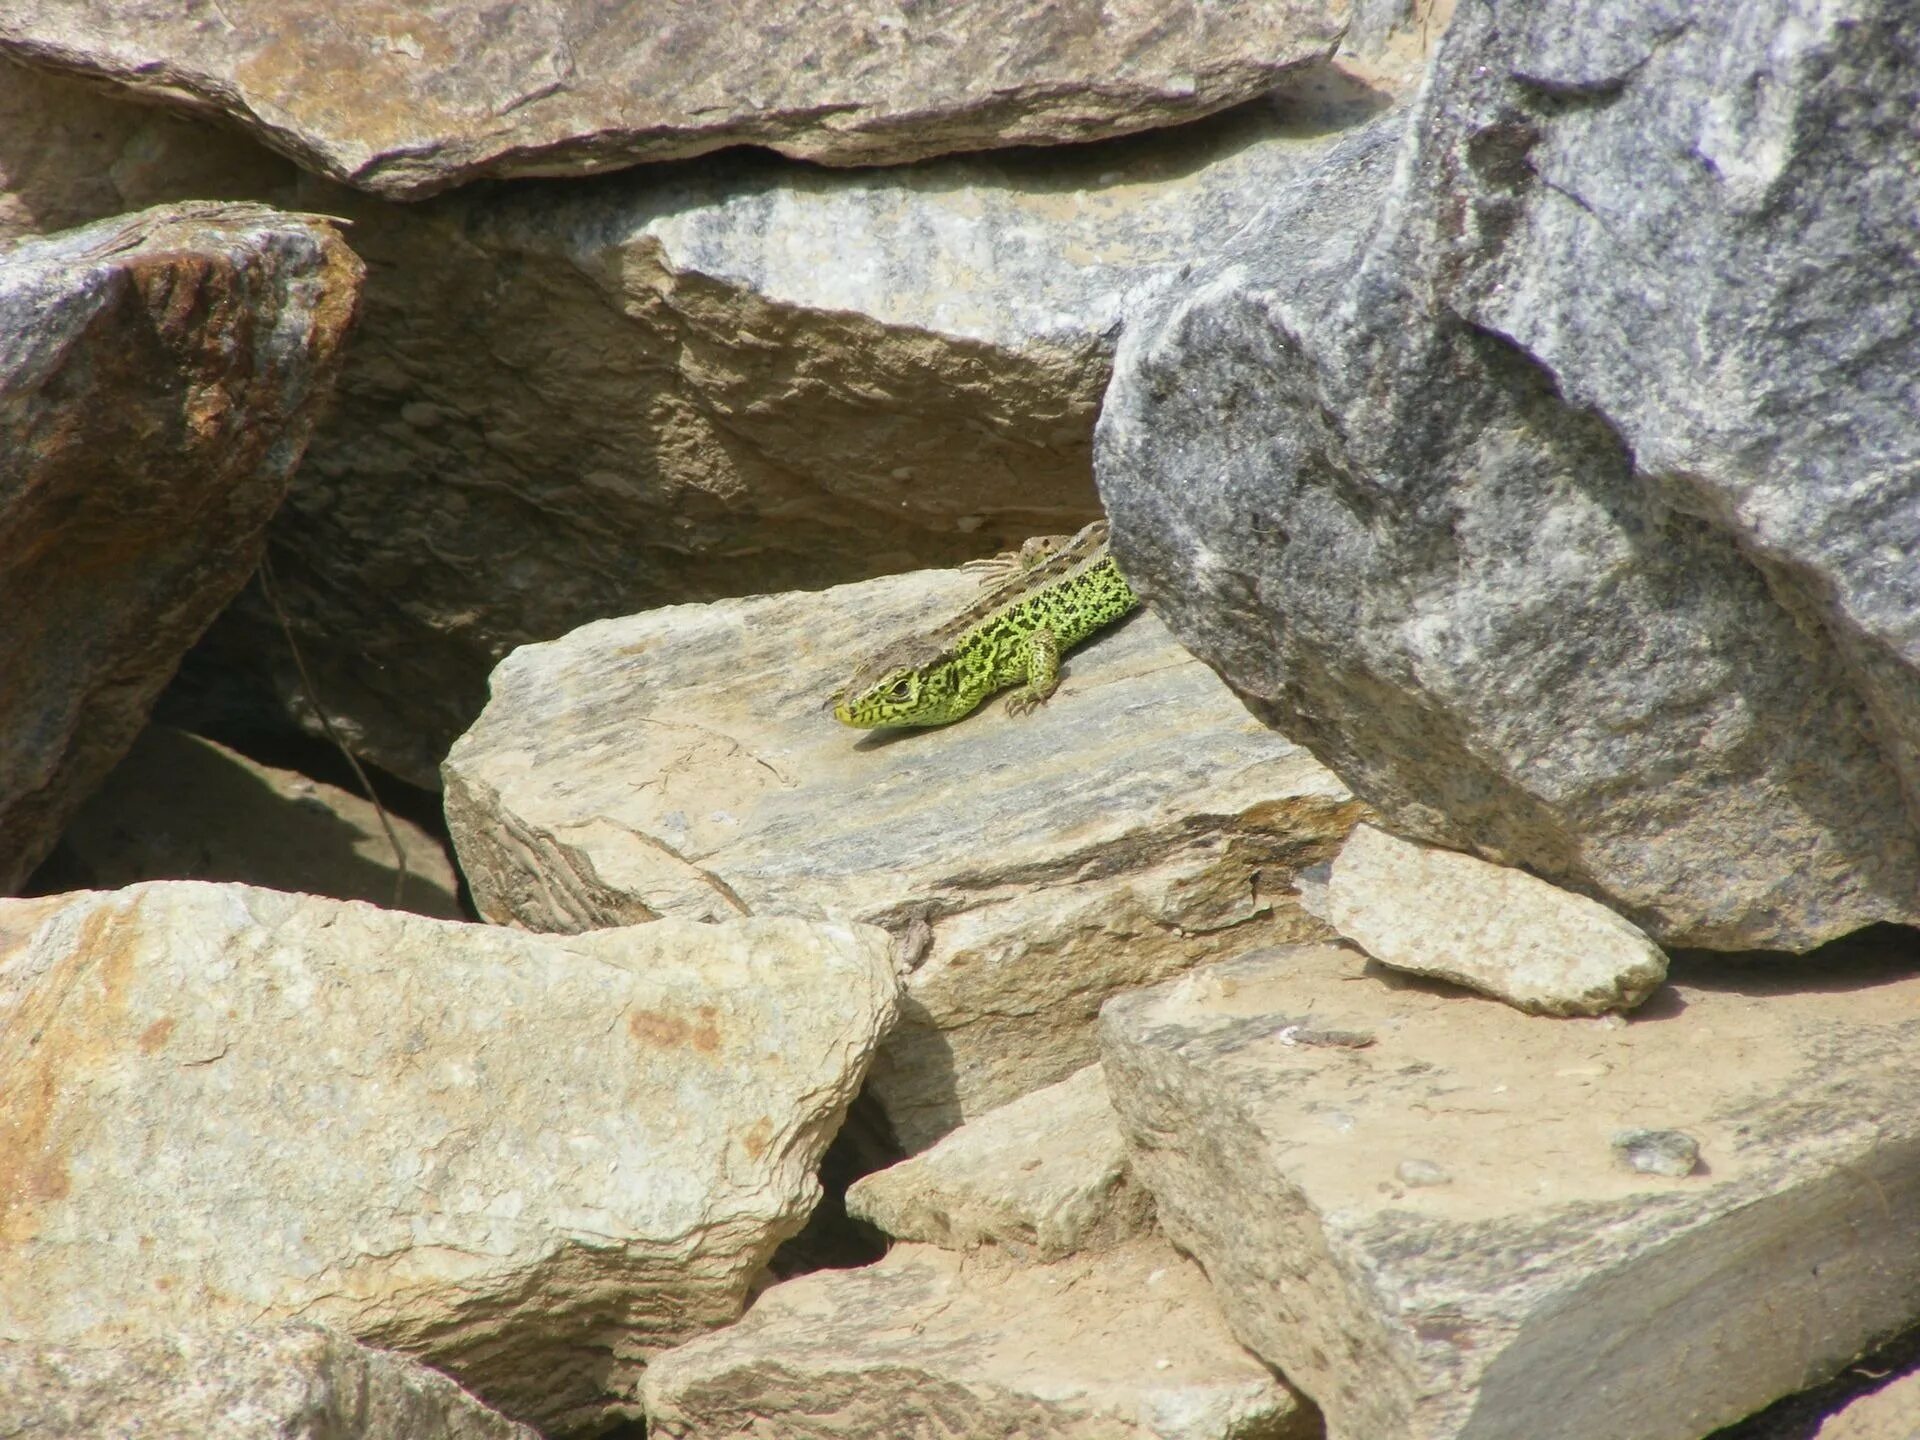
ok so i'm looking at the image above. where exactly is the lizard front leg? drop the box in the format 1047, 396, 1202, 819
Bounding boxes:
1004, 627, 1062, 716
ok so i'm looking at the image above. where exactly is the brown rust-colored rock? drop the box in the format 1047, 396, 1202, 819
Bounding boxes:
0, 202, 361, 893
0, 0, 1351, 199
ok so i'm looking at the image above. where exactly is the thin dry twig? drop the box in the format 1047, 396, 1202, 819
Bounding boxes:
257, 552, 410, 909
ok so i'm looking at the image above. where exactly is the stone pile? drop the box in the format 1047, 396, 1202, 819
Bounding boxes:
4, 0, 1920, 1436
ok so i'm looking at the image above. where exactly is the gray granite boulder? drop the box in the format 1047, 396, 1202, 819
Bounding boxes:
1096, 0, 1920, 950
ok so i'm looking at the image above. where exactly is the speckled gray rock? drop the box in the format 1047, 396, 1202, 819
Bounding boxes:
0, 0, 1351, 198
1095, 0, 1920, 950
0, 883, 897, 1434
0, 1326, 537, 1440
0, 202, 360, 892
1099, 942, 1920, 1440
846, 1064, 1151, 1260
1327, 824, 1667, 1015
443, 564, 1363, 1150
641, 1239, 1312, 1440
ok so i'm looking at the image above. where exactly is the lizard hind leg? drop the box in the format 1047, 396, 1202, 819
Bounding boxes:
1004, 627, 1062, 717
961, 533, 1075, 590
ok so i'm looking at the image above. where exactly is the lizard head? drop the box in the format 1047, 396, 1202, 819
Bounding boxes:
833, 664, 925, 728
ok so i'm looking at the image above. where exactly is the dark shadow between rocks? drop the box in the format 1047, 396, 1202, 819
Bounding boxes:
1669, 923, 1920, 999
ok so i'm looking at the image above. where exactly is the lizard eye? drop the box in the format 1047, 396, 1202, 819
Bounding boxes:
888, 678, 914, 701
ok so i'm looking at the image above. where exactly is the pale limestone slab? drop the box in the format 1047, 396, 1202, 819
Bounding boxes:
1100, 940, 1920, 1440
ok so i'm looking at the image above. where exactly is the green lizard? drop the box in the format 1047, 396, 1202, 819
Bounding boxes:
831, 518, 1138, 729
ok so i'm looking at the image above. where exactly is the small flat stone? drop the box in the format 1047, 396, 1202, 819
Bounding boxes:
1327, 824, 1669, 1015
641, 1239, 1312, 1440
846, 1063, 1151, 1260
1613, 1128, 1702, 1179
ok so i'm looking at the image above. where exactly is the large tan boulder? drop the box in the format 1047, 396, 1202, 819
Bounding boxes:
0, 0, 1350, 198
0, 202, 361, 892
0, 883, 898, 1433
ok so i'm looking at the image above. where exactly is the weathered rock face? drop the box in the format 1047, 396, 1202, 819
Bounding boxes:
0, 60, 302, 244
1327, 823, 1668, 1016
847, 1063, 1151, 1260
0, 0, 1350, 199
0, 202, 362, 894
0, 883, 898, 1433
160, 97, 1393, 788
1099, 941, 1920, 1440
641, 1239, 1313, 1440
1095, 0, 1920, 950
443, 564, 1363, 1150
35, 725, 463, 918
0, 1326, 538, 1440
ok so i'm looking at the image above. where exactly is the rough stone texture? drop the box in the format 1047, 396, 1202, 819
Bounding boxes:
1095, 0, 1920, 951
155, 98, 1396, 788
443, 564, 1362, 1151
0, 59, 302, 244
0, 882, 898, 1434
0, 0, 1351, 198
1099, 941, 1920, 1440
1326, 823, 1668, 1015
0, 1325, 537, 1440
33, 726, 462, 918
846, 1063, 1151, 1260
0, 201, 362, 893
641, 1239, 1312, 1440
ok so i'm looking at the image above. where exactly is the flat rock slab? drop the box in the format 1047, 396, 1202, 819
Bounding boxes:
1327, 824, 1667, 1015
0, 201, 361, 892
0, 883, 897, 1434
641, 1238, 1313, 1440
0, 0, 1349, 198
1099, 941, 1920, 1440
0, 1325, 537, 1440
444, 566, 1362, 1150
36, 726, 462, 918
847, 1063, 1150, 1260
